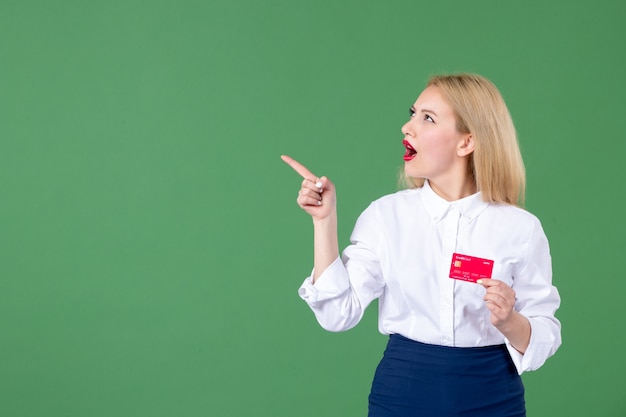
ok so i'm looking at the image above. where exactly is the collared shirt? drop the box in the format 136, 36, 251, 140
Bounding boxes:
298, 181, 561, 374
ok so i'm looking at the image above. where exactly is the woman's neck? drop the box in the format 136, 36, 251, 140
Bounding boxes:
428, 177, 477, 202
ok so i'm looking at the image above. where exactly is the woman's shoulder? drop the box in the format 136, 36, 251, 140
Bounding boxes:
352, 189, 423, 233
485, 202, 544, 229
364, 188, 423, 214
372, 188, 420, 204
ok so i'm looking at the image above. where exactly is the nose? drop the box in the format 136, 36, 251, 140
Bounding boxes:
401, 120, 413, 137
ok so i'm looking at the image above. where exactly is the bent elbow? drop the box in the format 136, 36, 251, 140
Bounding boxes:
314, 307, 364, 332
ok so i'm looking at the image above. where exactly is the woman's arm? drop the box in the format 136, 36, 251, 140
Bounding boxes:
479, 217, 561, 372
477, 279, 531, 354
281, 155, 339, 282
312, 213, 339, 283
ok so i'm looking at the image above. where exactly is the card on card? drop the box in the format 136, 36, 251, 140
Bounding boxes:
449, 253, 494, 283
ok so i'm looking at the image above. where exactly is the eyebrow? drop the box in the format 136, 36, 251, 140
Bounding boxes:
411, 106, 438, 116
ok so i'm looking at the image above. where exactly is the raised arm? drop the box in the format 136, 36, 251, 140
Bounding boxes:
281, 155, 339, 283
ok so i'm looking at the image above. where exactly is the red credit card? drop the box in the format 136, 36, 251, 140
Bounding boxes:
449, 253, 494, 283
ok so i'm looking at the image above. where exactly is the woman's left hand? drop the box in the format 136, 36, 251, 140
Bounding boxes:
477, 279, 531, 354
477, 279, 517, 328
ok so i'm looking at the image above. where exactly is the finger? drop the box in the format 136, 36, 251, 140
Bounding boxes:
484, 293, 515, 312
299, 187, 323, 201
281, 155, 317, 181
301, 178, 324, 192
476, 278, 501, 288
317, 176, 329, 190
484, 292, 503, 304
298, 196, 323, 207
482, 282, 515, 302
297, 191, 323, 207
485, 300, 499, 311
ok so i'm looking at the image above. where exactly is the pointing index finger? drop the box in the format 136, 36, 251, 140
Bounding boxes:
281, 155, 317, 181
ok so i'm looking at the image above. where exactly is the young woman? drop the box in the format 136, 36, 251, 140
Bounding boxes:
282, 73, 561, 416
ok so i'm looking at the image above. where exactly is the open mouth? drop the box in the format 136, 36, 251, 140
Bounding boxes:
403, 139, 417, 161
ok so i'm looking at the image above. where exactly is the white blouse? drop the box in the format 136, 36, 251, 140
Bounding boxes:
298, 181, 561, 374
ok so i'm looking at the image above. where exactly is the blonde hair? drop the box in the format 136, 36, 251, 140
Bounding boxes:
402, 73, 526, 206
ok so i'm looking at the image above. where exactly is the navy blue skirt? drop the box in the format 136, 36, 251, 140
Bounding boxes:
368, 334, 525, 417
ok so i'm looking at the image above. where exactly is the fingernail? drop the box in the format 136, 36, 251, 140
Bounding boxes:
315, 181, 323, 188
476, 279, 483, 284
317, 200, 322, 206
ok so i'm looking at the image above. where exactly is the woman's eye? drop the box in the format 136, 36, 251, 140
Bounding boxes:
409, 108, 416, 117
424, 114, 434, 123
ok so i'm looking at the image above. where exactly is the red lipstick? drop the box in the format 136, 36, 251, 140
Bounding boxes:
403, 139, 417, 161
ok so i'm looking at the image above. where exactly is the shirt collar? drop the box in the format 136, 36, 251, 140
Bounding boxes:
420, 180, 488, 223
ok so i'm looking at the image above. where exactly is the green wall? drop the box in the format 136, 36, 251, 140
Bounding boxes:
1, 1, 624, 415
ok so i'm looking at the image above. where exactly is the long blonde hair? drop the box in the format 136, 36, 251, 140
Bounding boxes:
403, 74, 526, 206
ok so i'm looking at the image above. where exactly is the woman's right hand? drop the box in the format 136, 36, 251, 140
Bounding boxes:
281, 155, 336, 222
282, 155, 339, 282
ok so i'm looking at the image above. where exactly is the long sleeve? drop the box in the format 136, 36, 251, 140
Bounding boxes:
505, 217, 562, 373
298, 205, 386, 332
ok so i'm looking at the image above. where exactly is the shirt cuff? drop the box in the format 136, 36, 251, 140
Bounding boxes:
505, 318, 560, 374
298, 257, 349, 307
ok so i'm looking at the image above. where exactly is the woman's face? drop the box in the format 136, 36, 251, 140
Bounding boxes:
401, 86, 472, 185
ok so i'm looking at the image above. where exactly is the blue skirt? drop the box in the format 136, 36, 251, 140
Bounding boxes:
368, 334, 525, 417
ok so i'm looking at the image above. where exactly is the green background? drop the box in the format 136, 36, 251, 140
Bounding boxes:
1, 0, 624, 416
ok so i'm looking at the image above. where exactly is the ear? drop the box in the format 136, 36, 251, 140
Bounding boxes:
457, 134, 474, 157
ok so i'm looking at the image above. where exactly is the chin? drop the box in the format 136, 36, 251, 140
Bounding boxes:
403, 166, 423, 179
401, 171, 426, 188
404, 177, 425, 188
